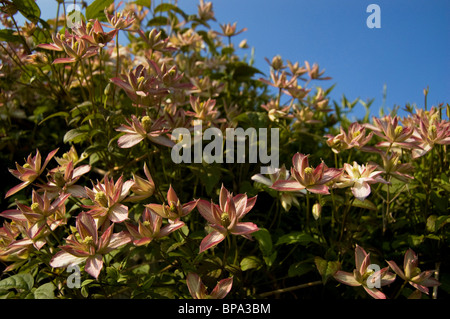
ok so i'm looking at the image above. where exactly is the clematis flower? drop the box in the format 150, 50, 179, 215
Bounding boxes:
386, 248, 440, 295
215, 22, 247, 38
366, 115, 417, 150
39, 160, 91, 198
126, 163, 155, 202
251, 165, 303, 211
6, 148, 59, 198
110, 64, 169, 105
375, 152, 414, 183
260, 100, 294, 123
186, 272, 233, 299
335, 162, 389, 201
73, 19, 117, 47
125, 207, 184, 246
84, 175, 134, 226
145, 185, 197, 225
271, 153, 342, 195
50, 212, 131, 278
325, 122, 375, 154
333, 245, 396, 299
410, 115, 450, 158
304, 61, 331, 80
196, 185, 258, 253
116, 114, 174, 148
0, 221, 32, 268
37, 31, 98, 64
104, 7, 135, 30
186, 96, 226, 126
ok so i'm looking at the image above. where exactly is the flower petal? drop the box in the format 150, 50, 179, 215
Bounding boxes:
199, 230, 226, 253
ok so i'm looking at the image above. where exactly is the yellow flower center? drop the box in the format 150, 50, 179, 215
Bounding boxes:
82, 236, 94, 246
95, 191, 108, 207
142, 221, 151, 227
141, 116, 152, 132
394, 125, 403, 137
31, 203, 40, 212
304, 167, 313, 175
220, 212, 230, 226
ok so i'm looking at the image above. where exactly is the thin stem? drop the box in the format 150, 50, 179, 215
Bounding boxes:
257, 280, 322, 298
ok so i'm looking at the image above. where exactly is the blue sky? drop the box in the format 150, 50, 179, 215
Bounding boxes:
15, 0, 450, 119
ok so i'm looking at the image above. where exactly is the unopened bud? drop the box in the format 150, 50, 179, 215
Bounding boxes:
312, 202, 321, 220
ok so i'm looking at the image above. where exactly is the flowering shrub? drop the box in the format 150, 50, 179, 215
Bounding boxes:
0, 0, 448, 300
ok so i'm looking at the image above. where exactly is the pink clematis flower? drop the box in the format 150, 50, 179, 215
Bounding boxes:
6, 148, 59, 198
271, 153, 342, 195
386, 248, 440, 295
335, 162, 389, 201
50, 212, 131, 278
84, 175, 134, 226
325, 122, 376, 154
116, 114, 174, 149
366, 115, 417, 150
39, 160, 91, 198
125, 207, 184, 246
252, 164, 303, 212
196, 185, 258, 253
145, 185, 197, 231
186, 272, 233, 299
334, 245, 396, 299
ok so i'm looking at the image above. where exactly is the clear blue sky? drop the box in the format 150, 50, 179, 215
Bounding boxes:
16, 0, 450, 119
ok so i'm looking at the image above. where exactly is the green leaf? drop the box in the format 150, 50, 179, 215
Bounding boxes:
63, 127, 89, 144
12, 0, 41, 23
147, 16, 169, 27
86, 0, 114, 20
154, 3, 187, 18
314, 257, 340, 284
38, 111, 70, 125
288, 261, 315, 278
34, 282, 55, 299
0, 273, 34, 291
253, 228, 272, 257
0, 29, 22, 43
240, 256, 262, 271
275, 231, 318, 246
351, 198, 377, 210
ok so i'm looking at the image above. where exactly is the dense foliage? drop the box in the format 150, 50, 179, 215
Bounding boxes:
0, 0, 448, 299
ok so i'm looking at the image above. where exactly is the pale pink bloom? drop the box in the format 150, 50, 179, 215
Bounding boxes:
271, 153, 342, 195
251, 165, 303, 212
366, 115, 417, 150
104, 7, 135, 30
386, 248, 440, 295
125, 207, 183, 246
334, 245, 396, 299
304, 61, 331, 80
50, 212, 131, 278
110, 64, 169, 105
325, 122, 375, 154
73, 19, 117, 47
215, 22, 247, 37
84, 175, 134, 225
410, 116, 450, 158
375, 152, 414, 183
116, 114, 174, 148
6, 148, 59, 198
186, 96, 226, 125
126, 162, 155, 202
196, 185, 258, 253
146, 185, 198, 222
37, 31, 98, 64
335, 162, 389, 201
39, 160, 91, 198
186, 272, 233, 299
